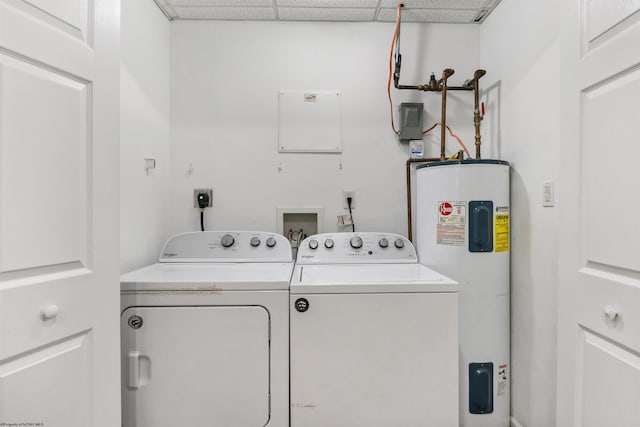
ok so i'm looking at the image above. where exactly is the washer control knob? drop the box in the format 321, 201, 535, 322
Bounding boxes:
379, 238, 389, 248
308, 239, 319, 250
266, 237, 277, 248
350, 236, 363, 249
324, 238, 334, 249
220, 234, 235, 248
250, 237, 261, 247
394, 238, 405, 249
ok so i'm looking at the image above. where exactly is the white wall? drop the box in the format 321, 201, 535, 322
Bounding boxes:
480, 2, 561, 426
123, 11, 560, 425
120, 0, 172, 273
170, 21, 481, 236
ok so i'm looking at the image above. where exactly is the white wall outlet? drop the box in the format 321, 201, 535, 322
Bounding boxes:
193, 188, 213, 208
543, 181, 554, 207
343, 190, 356, 209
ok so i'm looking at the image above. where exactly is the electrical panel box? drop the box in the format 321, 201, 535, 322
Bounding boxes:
278, 90, 342, 153
399, 103, 424, 140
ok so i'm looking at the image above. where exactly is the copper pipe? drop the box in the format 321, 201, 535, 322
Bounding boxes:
395, 69, 472, 92
437, 69, 454, 86
440, 69, 453, 160
406, 157, 440, 241
395, 84, 473, 92
473, 69, 487, 159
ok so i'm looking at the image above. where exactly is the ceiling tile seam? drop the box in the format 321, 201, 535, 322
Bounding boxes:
272, 0, 279, 20
274, 6, 478, 12
373, 0, 384, 21
170, 5, 277, 9
153, 0, 176, 20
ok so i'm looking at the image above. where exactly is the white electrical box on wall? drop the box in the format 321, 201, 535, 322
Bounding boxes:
278, 90, 342, 153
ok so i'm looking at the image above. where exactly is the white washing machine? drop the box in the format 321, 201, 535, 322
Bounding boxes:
290, 232, 459, 427
120, 231, 293, 427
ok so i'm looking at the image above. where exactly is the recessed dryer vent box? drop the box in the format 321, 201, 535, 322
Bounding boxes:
277, 208, 324, 238
400, 103, 424, 141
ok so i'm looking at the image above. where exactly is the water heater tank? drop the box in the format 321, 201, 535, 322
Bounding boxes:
415, 160, 510, 427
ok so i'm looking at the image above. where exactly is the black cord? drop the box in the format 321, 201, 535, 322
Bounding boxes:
347, 197, 355, 232
200, 210, 205, 231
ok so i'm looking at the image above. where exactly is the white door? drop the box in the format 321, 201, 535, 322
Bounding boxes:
557, 1, 640, 426
121, 306, 271, 427
0, 1, 120, 426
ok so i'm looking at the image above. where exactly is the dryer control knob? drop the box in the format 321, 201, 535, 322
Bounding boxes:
308, 239, 318, 250
266, 237, 277, 248
394, 238, 405, 249
379, 238, 389, 248
324, 238, 334, 249
350, 236, 363, 249
221, 234, 235, 248
250, 237, 261, 247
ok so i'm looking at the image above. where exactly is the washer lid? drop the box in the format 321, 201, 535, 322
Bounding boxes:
290, 264, 457, 294
121, 262, 294, 291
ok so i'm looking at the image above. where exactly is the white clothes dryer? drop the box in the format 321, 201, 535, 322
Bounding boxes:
120, 231, 293, 427
290, 232, 459, 427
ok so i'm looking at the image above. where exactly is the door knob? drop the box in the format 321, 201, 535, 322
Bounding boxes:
41, 304, 59, 320
603, 304, 618, 321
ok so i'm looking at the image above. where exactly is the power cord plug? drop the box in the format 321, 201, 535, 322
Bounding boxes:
197, 192, 210, 209
347, 197, 355, 232
197, 192, 210, 231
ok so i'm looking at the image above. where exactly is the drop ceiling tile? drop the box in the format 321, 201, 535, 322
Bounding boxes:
173, 6, 276, 19
379, 0, 487, 8
168, 0, 273, 5
276, 0, 379, 7
278, 7, 375, 21
377, 7, 478, 22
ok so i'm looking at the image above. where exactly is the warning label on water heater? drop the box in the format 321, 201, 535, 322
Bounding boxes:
497, 364, 508, 396
437, 201, 466, 246
494, 213, 510, 252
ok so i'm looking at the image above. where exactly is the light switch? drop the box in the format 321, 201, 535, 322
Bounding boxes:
543, 181, 554, 207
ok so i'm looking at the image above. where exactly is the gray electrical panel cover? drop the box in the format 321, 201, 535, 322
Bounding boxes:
399, 103, 424, 140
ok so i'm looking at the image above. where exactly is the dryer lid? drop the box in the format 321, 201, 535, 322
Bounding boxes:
121, 262, 294, 291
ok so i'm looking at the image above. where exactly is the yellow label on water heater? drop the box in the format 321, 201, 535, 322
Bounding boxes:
494, 214, 509, 252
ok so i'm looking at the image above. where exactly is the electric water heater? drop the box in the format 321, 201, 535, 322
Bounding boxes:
416, 159, 510, 427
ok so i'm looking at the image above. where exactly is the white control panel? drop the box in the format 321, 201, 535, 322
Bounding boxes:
159, 231, 292, 263
296, 232, 417, 264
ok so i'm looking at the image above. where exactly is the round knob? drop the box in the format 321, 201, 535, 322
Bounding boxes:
379, 238, 389, 248
295, 298, 309, 313
350, 236, 363, 249
220, 234, 235, 248
394, 238, 405, 249
308, 239, 318, 250
266, 237, 277, 248
42, 304, 59, 320
324, 238, 334, 249
604, 305, 619, 320
250, 237, 261, 247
